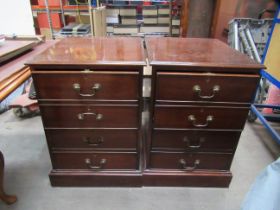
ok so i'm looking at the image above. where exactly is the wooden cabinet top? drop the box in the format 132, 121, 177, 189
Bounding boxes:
27, 37, 146, 66
145, 37, 264, 71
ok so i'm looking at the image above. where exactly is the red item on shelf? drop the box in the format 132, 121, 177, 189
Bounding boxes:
38, 0, 65, 6
37, 13, 62, 29
143, 1, 152, 6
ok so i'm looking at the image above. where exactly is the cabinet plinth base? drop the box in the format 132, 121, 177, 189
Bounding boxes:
50, 170, 232, 187
49, 170, 142, 187
143, 170, 232, 187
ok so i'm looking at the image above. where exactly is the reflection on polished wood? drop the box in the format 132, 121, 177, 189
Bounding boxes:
145, 37, 264, 70
27, 37, 146, 66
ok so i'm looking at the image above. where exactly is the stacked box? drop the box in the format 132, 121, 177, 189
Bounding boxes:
172, 17, 180, 26
121, 16, 137, 25
113, 25, 139, 34
119, 6, 137, 16
143, 16, 158, 24
140, 24, 169, 33
106, 5, 120, 33
106, 23, 114, 33
172, 26, 180, 36
143, 5, 157, 16
106, 6, 120, 17
158, 15, 170, 24
158, 5, 170, 15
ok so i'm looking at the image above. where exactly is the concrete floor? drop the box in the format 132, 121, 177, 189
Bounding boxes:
0, 110, 280, 210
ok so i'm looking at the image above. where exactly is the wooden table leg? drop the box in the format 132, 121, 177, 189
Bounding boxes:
0, 151, 17, 205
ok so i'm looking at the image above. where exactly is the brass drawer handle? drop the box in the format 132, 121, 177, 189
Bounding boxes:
179, 159, 200, 171
73, 83, 101, 97
183, 137, 205, 149
85, 158, 106, 170
193, 85, 220, 99
77, 112, 103, 121
188, 115, 213, 128
83, 136, 104, 147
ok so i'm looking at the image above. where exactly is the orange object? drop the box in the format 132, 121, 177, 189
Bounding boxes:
0, 69, 31, 102
262, 84, 280, 114
37, 13, 62, 29
143, 0, 152, 6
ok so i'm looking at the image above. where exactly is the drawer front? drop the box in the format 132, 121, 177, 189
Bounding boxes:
52, 152, 138, 170
154, 105, 248, 129
40, 105, 139, 128
149, 152, 232, 170
33, 71, 139, 100
46, 129, 138, 150
152, 130, 240, 152
156, 72, 259, 103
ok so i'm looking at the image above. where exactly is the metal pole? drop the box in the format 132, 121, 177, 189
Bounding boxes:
233, 21, 240, 51
239, 27, 254, 60
245, 27, 261, 63
88, 0, 94, 36
44, 0, 55, 39
59, 0, 66, 27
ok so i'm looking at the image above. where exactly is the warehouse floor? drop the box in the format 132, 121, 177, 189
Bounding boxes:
0, 110, 280, 210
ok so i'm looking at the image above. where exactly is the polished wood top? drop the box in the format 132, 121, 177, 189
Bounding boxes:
27, 37, 146, 66
145, 37, 264, 70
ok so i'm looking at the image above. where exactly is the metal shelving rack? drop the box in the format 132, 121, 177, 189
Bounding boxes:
31, 0, 95, 39
101, 0, 180, 36
32, 0, 181, 38
250, 6, 280, 144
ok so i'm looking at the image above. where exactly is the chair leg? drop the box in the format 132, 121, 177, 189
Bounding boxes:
0, 151, 17, 205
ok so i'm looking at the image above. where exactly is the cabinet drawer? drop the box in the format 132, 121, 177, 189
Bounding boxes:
149, 152, 232, 170
154, 105, 248, 129
33, 71, 139, 100
40, 105, 139, 128
52, 152, 138, 170
46, 129, 138, 150
152, 130, 240, 152
156, 72, 259, 103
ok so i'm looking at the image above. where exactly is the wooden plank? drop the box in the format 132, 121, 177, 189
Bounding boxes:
0, 41, 56, 83
0, 40, 36, 64
210, 0, 222, 38
180, 0, 190, 37
0, 69, 31, 102
0, 41, 56, 102
0, 68, 29, 91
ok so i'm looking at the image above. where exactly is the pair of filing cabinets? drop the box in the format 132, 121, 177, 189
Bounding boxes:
28, 37, 263, 187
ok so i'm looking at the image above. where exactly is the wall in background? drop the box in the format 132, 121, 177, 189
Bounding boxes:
0, 1, 35, 35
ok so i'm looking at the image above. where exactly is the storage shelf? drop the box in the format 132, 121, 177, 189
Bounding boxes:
32, 5, 90, 13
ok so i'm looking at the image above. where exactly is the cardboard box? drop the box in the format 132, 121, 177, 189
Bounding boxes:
121, 16, 137, 25
143, 6, 157, 16
143, 16, 158, 24
158, 15, 170, 24
120, 6, 137, 16
140, 24, 169, 33
113, 25, 138, 34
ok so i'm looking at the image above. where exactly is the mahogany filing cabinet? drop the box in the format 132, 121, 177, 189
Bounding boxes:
144, 37, 264, 187
27, 37, 146, 186
27, 37, 263, 187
